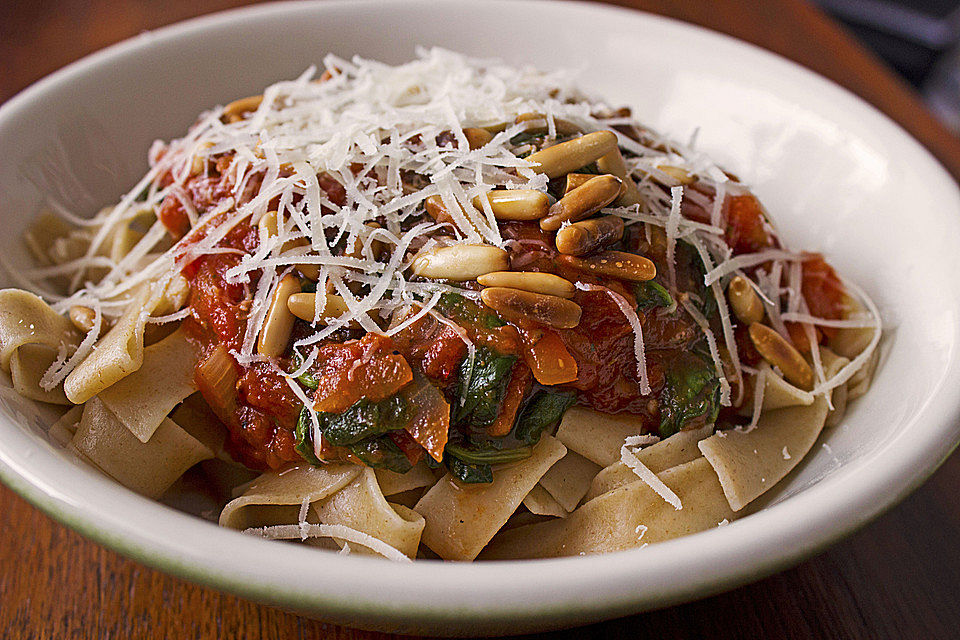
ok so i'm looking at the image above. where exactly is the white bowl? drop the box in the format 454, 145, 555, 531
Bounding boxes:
1, 0, 959, 635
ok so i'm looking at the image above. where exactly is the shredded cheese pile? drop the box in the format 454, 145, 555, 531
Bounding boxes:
21, 47, 880, 412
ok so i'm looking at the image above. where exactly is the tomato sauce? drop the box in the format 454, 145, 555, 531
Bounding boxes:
172, 162, 848, 468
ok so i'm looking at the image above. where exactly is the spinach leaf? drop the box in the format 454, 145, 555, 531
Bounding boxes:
443, 442, 533, 484
290, 352, 319, 390
445, 443, 533, 465
509, 131, 544, 147
453, 345, 518, 428
318, 395, 411, 446
295, 405, 414, 473
513, 390, 577, 445
437, 293, 505, 329
635, 280, 673, 311
447, 455, 493, 484
348, 435, 413, 473
658, 352, 721, 438
294, 407, 322, 466
676, 239, 717, 321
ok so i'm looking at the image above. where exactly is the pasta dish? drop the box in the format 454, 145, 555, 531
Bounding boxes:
0, 49, 881, 561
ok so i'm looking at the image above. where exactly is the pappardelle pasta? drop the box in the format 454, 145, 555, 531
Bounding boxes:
1, 49, 881, 561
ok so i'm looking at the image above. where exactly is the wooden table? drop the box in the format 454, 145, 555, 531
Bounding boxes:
2, 1, 959, 638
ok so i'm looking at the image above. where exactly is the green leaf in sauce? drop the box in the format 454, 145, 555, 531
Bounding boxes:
318, 394, 412, 446
348, 435, 413, 474
634, 280, 673, 311
453, 345, 518, 428
445, 442, 533, 465
657, 352, 721, 438
513, 390, 577, 445
294, 407, 323, 466
295, 404, 414, 473
290, 352, 319, 390
446, 455, 493, 484
437, 293, 505, 329
443, 441, 533, 484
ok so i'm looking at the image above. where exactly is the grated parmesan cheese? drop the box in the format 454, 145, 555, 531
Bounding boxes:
620, 439, 682, 510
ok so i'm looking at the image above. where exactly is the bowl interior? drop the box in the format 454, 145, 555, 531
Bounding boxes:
1, 0, 959, 634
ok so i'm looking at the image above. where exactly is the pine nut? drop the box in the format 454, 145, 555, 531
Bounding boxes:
728, 276, 765, 325
555, 215, 625, 256
658, 165, 695, 185
463, 127, 494, 150
424, 195, 454, 224
557, 250, 656, 282
346, 222, 385, 260
258, 210, 320, 280
596, 147, 643, 206
426, 195, 480, 232
480, 287, 581, 329
69, 305, 96, 333
749, 322, 814, 390
540, 174, 622, 231
514, 112, 581, 136
223, 95, 263, 123
189, 141, 215, 175
411, 244, 509, 281
477, 271, 576, 298
564, 173, 594, 194
472, 190, 550, 221
287, 293, 352, 324
257, 274, 300, 357
526, 131, 619, 178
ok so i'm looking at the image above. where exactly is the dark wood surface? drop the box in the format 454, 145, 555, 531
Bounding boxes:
2, 1, 959, 638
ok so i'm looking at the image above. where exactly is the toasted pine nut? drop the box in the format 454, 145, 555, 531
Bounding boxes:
69, 305, 96, 333
728, 276, 765, 325
480, 287, 581, 329
540, 174, 622, 231
477, 271, 576, 298
555, 215, 624, 256
596, 147, 644, 206
190, 141, 215, 175
472, 190, 550, 221
257, 275, 300, 357
223, 95, 263, 123
463, 127, 494, 150
424, 195, 454, 224
557, 250, 656, 282
258, 210, 320, 280
426, 195, 480, 232
411, 244, 509, 281
287, 293, 352, 324
564, 173, 594, 194
346, 222, 385, 260
514, 112, 581, 136
658, 165, 695, 185
749, 323, 814, 390
526, 131, 619, 178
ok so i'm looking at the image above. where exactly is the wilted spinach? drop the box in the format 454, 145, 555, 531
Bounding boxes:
657, 352, 721, 438
318, 395, 411, 446
295, 407, 323, 466
513, 390, 577, 445
634, 280, 673, 311
348, 435, 413, 473
444, 442, 533, 484
453, 345, 518, 428
446, 455, 494, 484
294, 403, 414, 473
437, 293, 505, 330
289, 352, 319, 390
